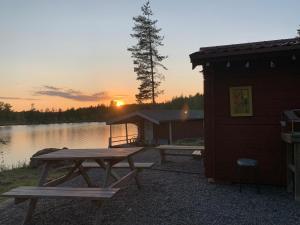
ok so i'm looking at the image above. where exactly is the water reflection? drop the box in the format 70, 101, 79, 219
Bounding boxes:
0, 122, 137, 169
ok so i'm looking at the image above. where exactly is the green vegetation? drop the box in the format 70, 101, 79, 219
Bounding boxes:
128, 1, 167, 104
0, 93, 203, 126
0, 166, 68, 202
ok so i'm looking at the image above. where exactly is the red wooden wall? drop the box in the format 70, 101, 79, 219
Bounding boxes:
204, 56, 300, 185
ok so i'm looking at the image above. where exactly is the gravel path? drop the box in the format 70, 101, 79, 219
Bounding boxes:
1, 148, 300, 225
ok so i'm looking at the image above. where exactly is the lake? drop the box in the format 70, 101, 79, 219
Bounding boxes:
0, 122, 137, 169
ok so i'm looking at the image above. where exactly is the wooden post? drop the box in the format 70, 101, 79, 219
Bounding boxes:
128, 156, 141, 189
125, 123, 128, 144
23, 162, 51, 225
287, 143, 294, 193
109, 125, 112, 147
295, 143, 300, 201
168, 121, 173, 144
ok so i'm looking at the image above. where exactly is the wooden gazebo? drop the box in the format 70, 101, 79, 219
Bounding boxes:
106, 109, 204, 147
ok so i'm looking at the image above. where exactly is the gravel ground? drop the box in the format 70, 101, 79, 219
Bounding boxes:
1, 148, 300, 225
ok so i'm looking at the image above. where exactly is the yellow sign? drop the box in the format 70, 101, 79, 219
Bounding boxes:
229, 86, 253, 117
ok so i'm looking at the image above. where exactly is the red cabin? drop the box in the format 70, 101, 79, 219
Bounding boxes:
190, 38, 300, 185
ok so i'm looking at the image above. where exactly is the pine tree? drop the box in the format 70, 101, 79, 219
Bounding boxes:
298, 25, 300, 37
128, 1, 167, 104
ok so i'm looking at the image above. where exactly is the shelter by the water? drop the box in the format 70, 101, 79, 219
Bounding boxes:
190, 37, 300, 185
106, 109, 204, 147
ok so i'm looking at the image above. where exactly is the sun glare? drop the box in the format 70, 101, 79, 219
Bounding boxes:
115, 100, 125, 107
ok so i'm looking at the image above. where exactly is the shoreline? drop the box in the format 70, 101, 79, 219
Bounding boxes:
0, 120, 106, 127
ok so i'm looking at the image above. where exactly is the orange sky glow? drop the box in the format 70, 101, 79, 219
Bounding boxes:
1, 1, 297, 111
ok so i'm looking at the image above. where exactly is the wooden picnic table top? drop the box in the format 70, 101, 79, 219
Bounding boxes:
156, 145, 204, 150
32, 147, 144, 161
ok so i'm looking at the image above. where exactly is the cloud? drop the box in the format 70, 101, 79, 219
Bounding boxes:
113, 94, 129, 98
43, 85, 61, 91
0, 96, 39, 101
35, 86, 110, 102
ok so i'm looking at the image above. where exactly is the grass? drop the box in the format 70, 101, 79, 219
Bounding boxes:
0, 166, 68, 203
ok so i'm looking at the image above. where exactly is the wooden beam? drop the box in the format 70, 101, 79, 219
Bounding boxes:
103, 162, 112, 187
94, 159, 120, 181
168, 122, 173, 144
294, 143, 300, 201
128, 157, 141, 189
44, 161, 86, 187
43, 170, 83, 187
22, 162, 51, 225
125, 123, 128, 144
109, 170, 137, 188
109, 125, 112, 147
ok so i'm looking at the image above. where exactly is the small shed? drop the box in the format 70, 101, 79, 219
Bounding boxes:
190, 38, 300, 185
106, 109, 204, 146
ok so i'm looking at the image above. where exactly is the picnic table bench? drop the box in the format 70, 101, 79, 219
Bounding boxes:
81, 161, 154, 170
156, 145, 205, 164
3, 186, 119, 201
1, 147, 149, 225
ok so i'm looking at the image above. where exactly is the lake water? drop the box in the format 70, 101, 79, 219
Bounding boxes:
0, 122, 137, 169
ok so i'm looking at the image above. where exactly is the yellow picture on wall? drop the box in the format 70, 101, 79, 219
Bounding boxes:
229, 86, 253, 117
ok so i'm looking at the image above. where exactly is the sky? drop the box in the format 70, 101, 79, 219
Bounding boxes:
0, 0, 299, 111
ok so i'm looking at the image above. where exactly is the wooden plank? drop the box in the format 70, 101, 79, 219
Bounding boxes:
159, 149, 166, 165
287, 143, 294, 193
128, 157, 141, 189
82, 162, 154, 169
156, 145, 205, 150
78, 165, 94, 187
94, 159, 120, 181
43, 161, 88, 187
115, 162, 154, 168
32, 147, 144, 161
164, 153, 194, 157
103, 162, 112, 187
295, 143, 300, 201
23, 162, 51, 225
168, 122, 173, 144
43, 170, 84, 187
109, 170, 138, 188
2, 186, 119, 200
9, 186, 117, 191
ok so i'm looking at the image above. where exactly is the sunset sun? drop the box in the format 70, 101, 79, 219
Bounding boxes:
115, 100, 125, 107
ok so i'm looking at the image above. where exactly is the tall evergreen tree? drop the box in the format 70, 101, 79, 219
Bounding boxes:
128, 1, 167, 104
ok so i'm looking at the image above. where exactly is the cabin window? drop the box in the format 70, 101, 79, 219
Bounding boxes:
229, 86, 253, 117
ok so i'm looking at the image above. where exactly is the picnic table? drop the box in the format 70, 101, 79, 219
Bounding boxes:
156, 145, 205, 164
2, 147, 150, 225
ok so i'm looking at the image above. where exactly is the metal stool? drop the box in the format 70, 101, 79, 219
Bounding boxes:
237, 158, 260, 193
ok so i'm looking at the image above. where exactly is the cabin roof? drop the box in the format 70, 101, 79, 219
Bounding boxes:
190, 37, 300, 68
106, 109, 204, 125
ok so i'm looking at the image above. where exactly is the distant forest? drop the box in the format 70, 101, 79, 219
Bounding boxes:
0, 93, 203, 125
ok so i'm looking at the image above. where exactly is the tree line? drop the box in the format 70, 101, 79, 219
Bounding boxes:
0, 93, 203, 125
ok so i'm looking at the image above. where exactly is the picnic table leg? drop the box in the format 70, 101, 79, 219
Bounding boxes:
77, 163, 94, 187
159, 149, 166, 165
22, 162, 51, 225
127, 157, 141, 189
95, 159, 120, 181
94, 201, 104, 225
103, 162, 113, 187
